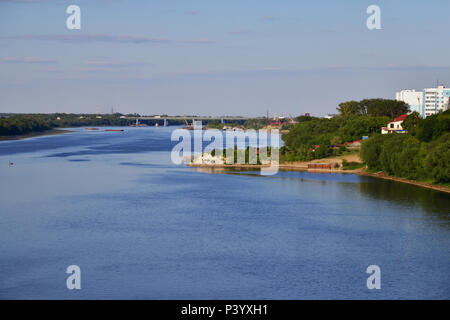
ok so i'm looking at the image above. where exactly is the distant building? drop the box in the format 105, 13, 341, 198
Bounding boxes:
308, 163, 331, 169
396, 85, 450, 118
423, 85, 450, 117
324, 113, 337, 119
395, 90, 423, 114
269, 120, 287, 126
381, 114, 407, 134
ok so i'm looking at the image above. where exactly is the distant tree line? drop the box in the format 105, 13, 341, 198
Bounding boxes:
0, 113, 134, 137
337, 99, 409, 118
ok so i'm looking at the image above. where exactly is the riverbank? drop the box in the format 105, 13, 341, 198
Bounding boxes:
0, 129, 71, 141
188, 152, 362, 173
189, 161, 364, 175
188, 153, 450, 194
358, 171, 450, 194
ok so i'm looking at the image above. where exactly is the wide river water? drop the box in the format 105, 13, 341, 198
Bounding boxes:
0, 127, 449, 299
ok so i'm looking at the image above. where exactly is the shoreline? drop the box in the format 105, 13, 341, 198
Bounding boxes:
0, 129, 72, 141
188, 162, 450, 194
357, 171, 450, 194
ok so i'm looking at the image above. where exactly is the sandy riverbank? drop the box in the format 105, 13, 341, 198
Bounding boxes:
0, 129, 72, 141
188, 161, 363, 174
188, 152, 362, 172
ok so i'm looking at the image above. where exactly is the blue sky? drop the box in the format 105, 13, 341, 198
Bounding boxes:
0, 0, 449, 116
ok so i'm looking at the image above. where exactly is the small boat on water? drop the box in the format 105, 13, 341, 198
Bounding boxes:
104, 129, 124, 132
8, 161, 13, 167
85, 128, 99, 131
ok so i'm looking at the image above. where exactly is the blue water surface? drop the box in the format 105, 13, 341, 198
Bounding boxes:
0, 127, 448, 299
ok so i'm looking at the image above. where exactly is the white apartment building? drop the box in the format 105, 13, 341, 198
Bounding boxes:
395, 90, 423, 114
423, 85, 450, 117
396, 85, 450, 118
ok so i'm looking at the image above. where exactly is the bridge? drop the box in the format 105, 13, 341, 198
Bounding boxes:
124, 116, 255, 127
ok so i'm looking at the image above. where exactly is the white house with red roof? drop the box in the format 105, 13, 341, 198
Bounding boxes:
381, 114, 407, 134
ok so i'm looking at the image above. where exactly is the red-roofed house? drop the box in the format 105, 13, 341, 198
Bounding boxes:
345, 139, 363, 147
381, 114, 408, 134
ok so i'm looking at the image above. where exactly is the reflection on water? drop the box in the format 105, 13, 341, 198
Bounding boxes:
0, 127, 449, 299
359, 178, 450, 219
212, 167, 450, 224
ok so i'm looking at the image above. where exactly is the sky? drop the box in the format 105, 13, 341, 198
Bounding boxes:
0, 0, 449, 117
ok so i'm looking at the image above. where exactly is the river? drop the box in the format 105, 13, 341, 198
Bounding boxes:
0, 127, 448, 299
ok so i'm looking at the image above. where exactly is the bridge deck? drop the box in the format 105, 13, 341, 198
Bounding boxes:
126, 116, 253, 120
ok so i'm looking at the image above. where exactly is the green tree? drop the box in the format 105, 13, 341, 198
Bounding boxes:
402, 111, 422, 135
425, 140, 450, 183
416, 110, 450, 142
337, 99, 409, 118
337, 101, 363, 116
330, 136, 342, 146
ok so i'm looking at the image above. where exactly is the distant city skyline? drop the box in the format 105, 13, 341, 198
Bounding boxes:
0, 0, 449, 116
